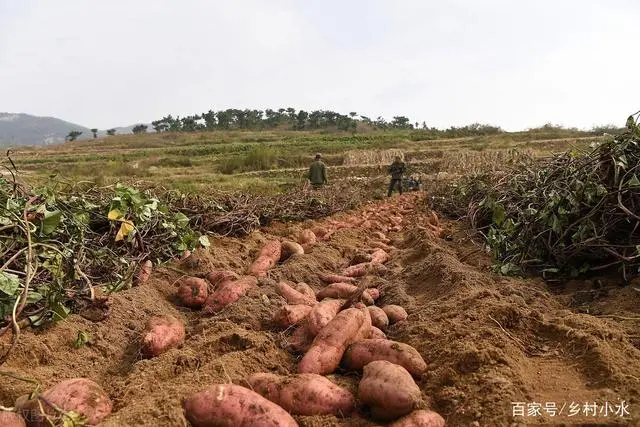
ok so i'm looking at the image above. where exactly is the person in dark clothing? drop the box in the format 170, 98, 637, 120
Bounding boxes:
308, 153, 328, 189
387, 156, 405, 196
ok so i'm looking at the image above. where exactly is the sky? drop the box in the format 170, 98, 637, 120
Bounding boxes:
0, 0, 639, 131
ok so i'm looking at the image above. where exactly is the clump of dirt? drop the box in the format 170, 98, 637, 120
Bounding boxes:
1, 192, 639, 426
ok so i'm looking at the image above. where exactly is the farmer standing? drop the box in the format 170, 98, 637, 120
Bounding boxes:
387, 156, 406, 197
308, 153, 328, 189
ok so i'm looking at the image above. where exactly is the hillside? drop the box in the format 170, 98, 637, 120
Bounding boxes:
0, 112, 152, 147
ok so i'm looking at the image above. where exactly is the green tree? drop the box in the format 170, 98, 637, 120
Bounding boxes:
66, 130, 82, 142
90, 128, 98, 139
106, 129, 116, 136
132, 124, 148, 134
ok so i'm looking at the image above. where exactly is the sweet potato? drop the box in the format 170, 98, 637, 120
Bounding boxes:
203, 276, 258, 313
341, 262, 387, 278
184, 384, 298, 427
354, 306, 372, 342
382, 305, 408, 324
297, 229, 317, 246
342, 339, 427, 376
248, 239, 281, 277
248, 256, 274, 277
316, 282, 357, 300
293, 282, 315, 299
142, 315, 185, 357
276, 281, 316, 306
15, 378, 112, 427
0, 412, 25, 427
319, 273, 356, 284
286, 323, 314, 353
136, 260, 152, 285
177, 277, 209, 308
206, 270, 239, 286
367, 287, 381, 301
367, 306, 389, 330
280, 240, 304, 261
312, 226, 332, 240
307, 298, 344, 335
273, 304, 313, 328
350, 252, 372, 265
370, 249, 390, 264
371, 326, 387, 339
298, 308, 365, 375
389, 410, 446, 427
358, 360, 421, 420
248, 372, 355, 416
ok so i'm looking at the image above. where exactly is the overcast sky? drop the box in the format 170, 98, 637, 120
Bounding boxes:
1, 0, 639, 131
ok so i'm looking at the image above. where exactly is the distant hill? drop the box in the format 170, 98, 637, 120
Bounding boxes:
0, 112, 153, 147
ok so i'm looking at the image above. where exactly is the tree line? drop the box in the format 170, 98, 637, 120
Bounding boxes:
148, 108, 420, 133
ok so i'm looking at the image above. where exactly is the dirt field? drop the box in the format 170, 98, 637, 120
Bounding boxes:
1, 192, 639, 426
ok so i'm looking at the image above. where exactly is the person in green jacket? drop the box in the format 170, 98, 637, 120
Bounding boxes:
308, 153, 328, 189
387, 156, 406, 196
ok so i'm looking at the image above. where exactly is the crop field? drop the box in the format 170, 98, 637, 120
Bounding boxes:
1, 124, 639, 426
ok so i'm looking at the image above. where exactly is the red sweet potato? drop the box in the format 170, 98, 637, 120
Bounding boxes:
203, 276, 258, 313
248, 372, 355, 417
136, 260, 152, 285
312, 226, 332, 239
273, 304, 313, 328
367, 306, 389, 330
184, 384, 297, 427
0, 412, 26, 427
297, 229, 317, 246
371, 326, 387, 339
142, 315, 185, 357
206, 270, 239, 286
382, 305, 408, 324
280, 240, 304, 261
350, 252, 373, 265
316, 283, 357, 300
286, 323, 314, 353
319, 273, 356, 284
15, 378, 112, 427
354, 306, 372, 342
367, 287, 381, 301
341, 262, 387, 278
342, 339, 427, 376
292, 282, 315, 299
248, 256, 274, 277
177, 277, 209, 308
298, 308, 365, 375
276, 282, 316, 306
389, 410, 446, 427
358, 360, 421, 420
307, 298, 344, 335
370, 249, 390, 264
248, 239, 281, 277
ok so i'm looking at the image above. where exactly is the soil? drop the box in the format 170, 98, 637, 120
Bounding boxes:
1, 192, 639, 426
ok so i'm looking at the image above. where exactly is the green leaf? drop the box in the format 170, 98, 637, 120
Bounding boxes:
26, 291, 42, 304
198, 235, 211, 248
492, 203, 505, 226
42, 210, 62, 235
174, 212, 189, 228
0, 216, 12, 226
0, 272, 20, 296
74, 331, 91, 349
51, 302, 70, 321
628, 174, 640, 187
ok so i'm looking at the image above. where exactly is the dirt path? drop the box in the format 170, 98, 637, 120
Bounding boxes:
1, 193, 639, 426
